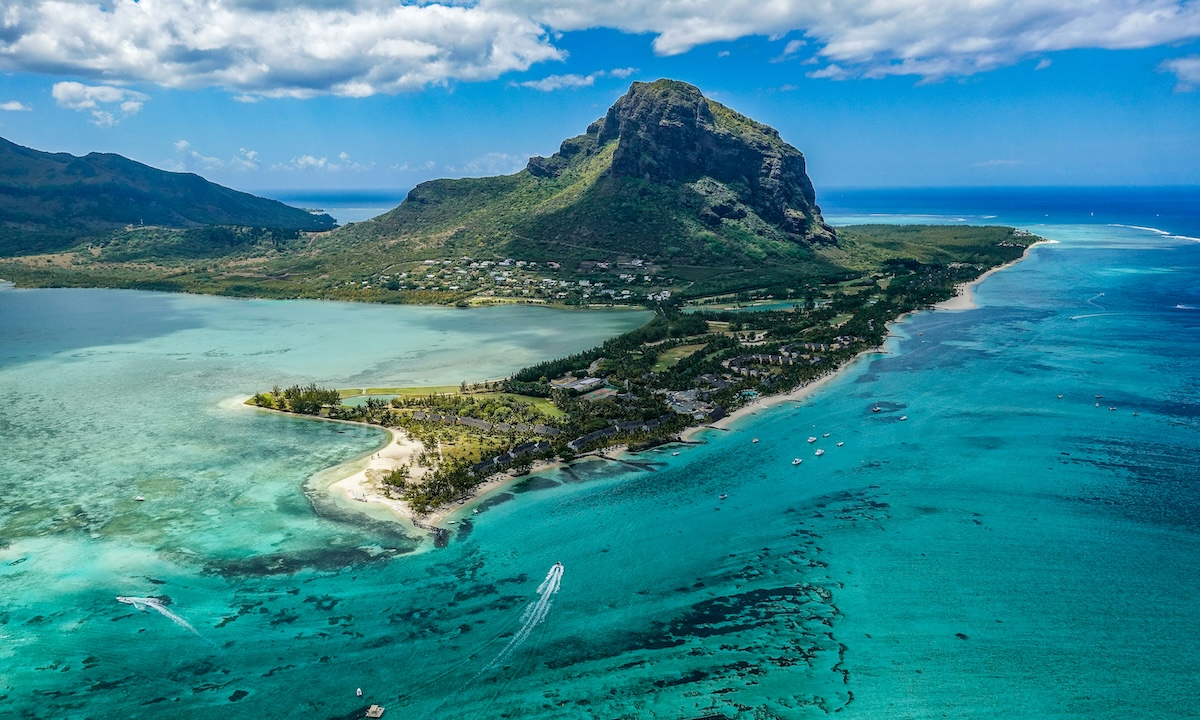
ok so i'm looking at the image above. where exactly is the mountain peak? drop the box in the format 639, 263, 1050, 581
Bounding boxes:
527, 79, 833, 243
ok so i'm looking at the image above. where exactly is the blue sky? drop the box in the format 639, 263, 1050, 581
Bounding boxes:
1, 1, 1199, 195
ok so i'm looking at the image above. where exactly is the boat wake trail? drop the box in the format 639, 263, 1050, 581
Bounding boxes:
486, 563, 564, 669
116, 596, 201, 636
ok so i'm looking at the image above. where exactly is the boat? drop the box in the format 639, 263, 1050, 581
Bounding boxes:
719, 494, 728, 500
899, 415, 908, 421
836, 441, 844, 447
872, 406, 881, 413
133, 495, 145, 502
366, 705, 386, 719
672, 451, 680, 456
1095, 402, 1100, 407
554, 561, 564, 570
1109, 406, 1116, 411
1057, 394, 1063, 399
814, 449, 825, 456
1095, 394, 1104, 399
356, 688, 363, 697
752, 438, 759, 444
822, 433, 830, 438
807, 436, 817, 443
792, 458, 802, 465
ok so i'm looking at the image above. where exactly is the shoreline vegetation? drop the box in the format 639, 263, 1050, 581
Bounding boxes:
244, 230, 1046, 540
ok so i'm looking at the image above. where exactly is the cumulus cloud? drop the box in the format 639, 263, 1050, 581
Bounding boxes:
1160, 54, 1200, 90
517, 66, 639, 90
0, 1, 561, 99
169, 140, 261, 172
2, 2, 1199, 94
272, 151, 374, 172
1, 101, 32, 111
498, 0, 1200, 79
52, 81, 148, 126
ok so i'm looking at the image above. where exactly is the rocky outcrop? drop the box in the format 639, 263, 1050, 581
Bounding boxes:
526, 79, 834, 244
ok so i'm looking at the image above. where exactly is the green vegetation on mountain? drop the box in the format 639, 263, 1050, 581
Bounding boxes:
0, 136, 335, 256
0, 79, 1033, 317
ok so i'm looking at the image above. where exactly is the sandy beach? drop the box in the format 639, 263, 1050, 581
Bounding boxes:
287, 240, 1051, 537
678, 350, 880, 443
934, 239, 1052, 311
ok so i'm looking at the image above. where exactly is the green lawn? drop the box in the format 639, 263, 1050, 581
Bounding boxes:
652, 343, 708, 371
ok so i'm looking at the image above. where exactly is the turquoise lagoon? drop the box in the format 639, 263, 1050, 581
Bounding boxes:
2, 218, 1200, 719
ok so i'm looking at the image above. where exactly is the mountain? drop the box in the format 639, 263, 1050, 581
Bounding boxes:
0, 136, 336, 256
323, 80, 836, 288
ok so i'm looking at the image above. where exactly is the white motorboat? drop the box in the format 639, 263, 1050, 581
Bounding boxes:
807, 436, 817, 443
792, 458, 802, 465
814, 449, 825, 456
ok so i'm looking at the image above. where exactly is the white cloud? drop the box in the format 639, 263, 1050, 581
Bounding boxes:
170, 140, 261, 172
1, 101, 31, 111
518, 67, 639, 91
498, 0, 1200, 79
3, 1, 1198, 93
1035, 59, 1053, 71
1, 1, 562, 99
1160, 54, 1200, 91
229, 148, 260, 172
273, 151, 373, 172
518, 73, 599, 91
772, 38, 806, 62
445, 151, 528, 176
52, 81, 148, 126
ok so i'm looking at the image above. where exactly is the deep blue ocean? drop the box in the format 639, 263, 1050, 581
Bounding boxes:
1, 187, 1198, 719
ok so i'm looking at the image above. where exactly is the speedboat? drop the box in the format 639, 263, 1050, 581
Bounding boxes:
814, 449, 825, 456
752, 438, 759, 444
872, 406, 881, 413
133, 496, 145, 502
899, 415, 908, 421
1109, 406, 1116, 411
822, 433, 830, 438
792, 458, 802, 465
719, 494, 728, 500
807, 436, 817, 443
554, 561, 564, 570
672, 451, 680, 456
836, 441, 844, 447
1057, 394, 1063, 399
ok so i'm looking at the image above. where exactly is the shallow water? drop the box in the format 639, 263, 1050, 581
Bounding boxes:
2, 218, 1199, 718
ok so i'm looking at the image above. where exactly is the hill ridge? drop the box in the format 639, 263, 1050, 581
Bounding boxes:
0, 136, 336, 255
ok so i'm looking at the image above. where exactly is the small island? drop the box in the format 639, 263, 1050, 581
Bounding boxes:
248, 224, 1041, 530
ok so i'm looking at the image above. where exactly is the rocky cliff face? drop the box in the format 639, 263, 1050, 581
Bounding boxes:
527, 79, 834, 244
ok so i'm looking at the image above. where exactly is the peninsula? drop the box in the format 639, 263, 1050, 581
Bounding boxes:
0, 79, 1041, 529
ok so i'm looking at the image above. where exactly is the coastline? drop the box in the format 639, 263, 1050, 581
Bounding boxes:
275, 240, 1049, 539
678, 349, 880, 442
934, 239, 1052, 311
